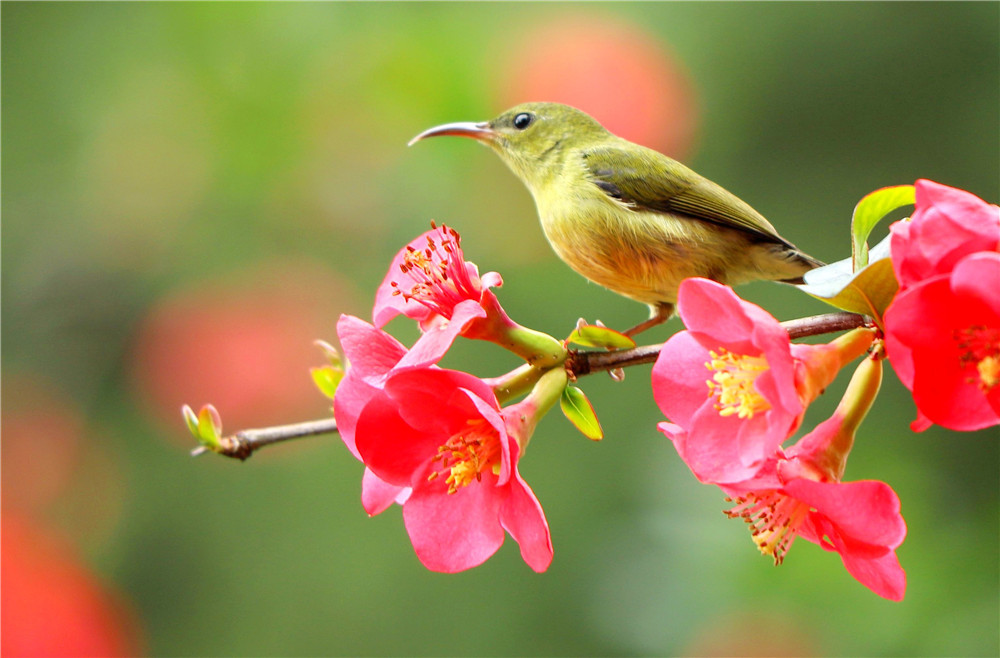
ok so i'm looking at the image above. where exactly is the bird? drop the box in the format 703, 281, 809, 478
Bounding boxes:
409, 102, 823, 336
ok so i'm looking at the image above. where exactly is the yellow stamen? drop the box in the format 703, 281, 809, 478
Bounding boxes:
725, 491, 811, 565
428, 419, 501, 494
978, 356, 999, 390
705, 348, 771, 419
954, 325, 1000, 393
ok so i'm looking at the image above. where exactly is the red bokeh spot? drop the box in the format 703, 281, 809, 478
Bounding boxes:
131, 261, 360, 443
1, 514, 142, 657
497, 13, 699, 160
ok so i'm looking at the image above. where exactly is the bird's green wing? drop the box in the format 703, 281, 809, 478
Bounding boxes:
583, 144, 794, 248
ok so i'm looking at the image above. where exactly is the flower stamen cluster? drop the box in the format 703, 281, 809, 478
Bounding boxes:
725, 491, 809, 565
430, 420, 502, 494
706, 349, 771, 419
953, 325, 1000, 392
390, 226, 480, 319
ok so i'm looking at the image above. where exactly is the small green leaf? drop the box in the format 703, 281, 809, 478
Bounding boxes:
567, 324, 636, 350
196, 405, 223, 450
182, 404, 200, 437
560, 385, 603, 440
852, 185, 914, 271
799, 234, 899, 318
311, 365, 344, 400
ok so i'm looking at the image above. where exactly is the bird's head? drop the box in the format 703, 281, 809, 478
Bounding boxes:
409, 102, 610, 189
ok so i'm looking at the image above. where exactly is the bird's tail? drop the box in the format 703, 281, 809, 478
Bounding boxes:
777, 249, 825, 285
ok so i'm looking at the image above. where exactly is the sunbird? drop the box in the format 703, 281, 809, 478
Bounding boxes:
409, 102, 823, 335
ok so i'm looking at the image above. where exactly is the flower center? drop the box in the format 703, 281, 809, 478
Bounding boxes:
390, 224, 480, 319
725, 490, 810, 565
954, 325, 1000, 393
705, 348, 771, 419
428, 419, 501, 494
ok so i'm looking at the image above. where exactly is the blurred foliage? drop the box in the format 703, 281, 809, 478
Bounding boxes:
2, 2, 998, 656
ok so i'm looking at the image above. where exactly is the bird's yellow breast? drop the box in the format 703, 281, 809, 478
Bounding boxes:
529, 169, 766, 307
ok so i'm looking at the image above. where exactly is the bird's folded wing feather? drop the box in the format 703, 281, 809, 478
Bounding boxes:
583, 145, 794, 248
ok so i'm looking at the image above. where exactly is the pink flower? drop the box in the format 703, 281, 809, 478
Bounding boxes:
352, 366, 553, 573
723, 469, 906, 601
890, 179, 999, 291
372, 224, 565, 368
652, 278, 872, 484
722, 358, 907, 601
374, 224, 502, 327
884, 252, 1000, 431
372, 224, 506, 368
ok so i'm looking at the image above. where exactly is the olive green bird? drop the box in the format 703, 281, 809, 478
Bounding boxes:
409, 102, 823, 335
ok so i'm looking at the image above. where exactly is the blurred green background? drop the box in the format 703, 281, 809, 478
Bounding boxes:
3, 2, 998, 656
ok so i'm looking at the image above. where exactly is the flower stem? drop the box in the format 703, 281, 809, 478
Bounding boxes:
510, 366, 569, 452
828, 356, 883, 467
487, 363, 546, 404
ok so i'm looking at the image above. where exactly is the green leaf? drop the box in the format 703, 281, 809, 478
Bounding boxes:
567, 324, 636, 350
311, 365, 344, 400
196, 404, 223, 450
799, 234, 899, 318
851, 185, 914, 270
182, 404, 200, 437
560, 385, 603, 440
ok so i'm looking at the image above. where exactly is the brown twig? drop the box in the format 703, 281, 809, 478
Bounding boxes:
568, 311, 868, 376
203, 311, 867, 460
195, 418, 340, 461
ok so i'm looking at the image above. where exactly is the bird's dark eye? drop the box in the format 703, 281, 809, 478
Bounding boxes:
513, 112, 534, 130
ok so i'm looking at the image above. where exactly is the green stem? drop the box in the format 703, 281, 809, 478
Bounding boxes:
487, 363, 545, 404
510, 366, 569, 453
828, 356, 883, 465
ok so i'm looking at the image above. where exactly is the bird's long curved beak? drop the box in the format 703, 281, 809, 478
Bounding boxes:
408, 121, 495, 147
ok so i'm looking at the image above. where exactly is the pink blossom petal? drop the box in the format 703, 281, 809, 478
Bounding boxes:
951, 251, 1000, 304
780, 478, 906, 549
372, 274, 419, 329
480, 271, 504, 289
716, 458, 783, 497
682, 403, 776, 483
885, 332, 916, 391
909, 412, 934, 433
891, 180, 1000, 289
332, 370, 377, 459
678, 278, 757, 354
499, 470, 553, 573
394, 300, 487, 370
383, 368, 499, 434
354, 395, 440, 486
836, 536, 906, 602
656, 421, 687, 453
651, 331, 715, 428
336, 315, 407, 381
885, 256, 1000, 431
361, 467, 410, 516
805, 514, 906, 601
402, 468, 506, 573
